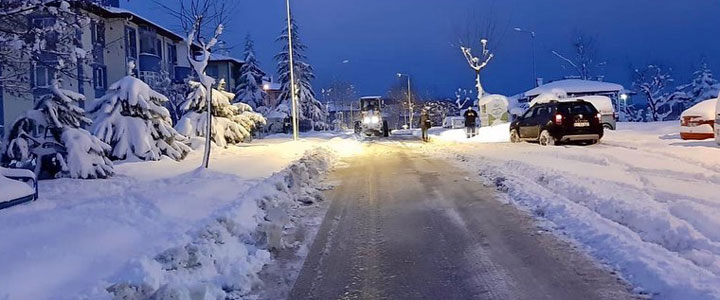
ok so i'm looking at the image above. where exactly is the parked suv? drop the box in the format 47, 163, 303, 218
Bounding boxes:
510, 100, 604, 146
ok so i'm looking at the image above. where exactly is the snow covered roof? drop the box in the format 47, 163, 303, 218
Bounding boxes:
524, 79, 625, 97
209, 53, 245, 65
360, 96, 383, 100
682, 98, 717, 120
90, 5, 186, 42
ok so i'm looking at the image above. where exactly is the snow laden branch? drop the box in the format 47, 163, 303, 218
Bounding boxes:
89, 76, 191, 161
176, 81, 266, 147
632, 65, 674, 122
460, 39, 494, 101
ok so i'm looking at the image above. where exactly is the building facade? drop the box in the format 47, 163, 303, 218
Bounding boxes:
1, 0, 193, 137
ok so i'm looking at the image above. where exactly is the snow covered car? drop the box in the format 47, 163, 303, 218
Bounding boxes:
0, 167, 38, 210
510, 100, 604, 146
680, 98, 716, 140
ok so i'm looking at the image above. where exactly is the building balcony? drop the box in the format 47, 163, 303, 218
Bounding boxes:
138, 53, 161, 73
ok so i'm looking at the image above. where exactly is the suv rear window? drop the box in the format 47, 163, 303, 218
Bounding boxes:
558, 102, 597, 115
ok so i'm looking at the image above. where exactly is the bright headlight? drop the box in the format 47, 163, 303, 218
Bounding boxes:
363, 116, 371, 124
371, 116, 380, 123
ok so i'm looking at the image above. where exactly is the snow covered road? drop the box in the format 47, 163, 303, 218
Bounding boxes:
289, 142, 633, 300
422, 122, 720, 299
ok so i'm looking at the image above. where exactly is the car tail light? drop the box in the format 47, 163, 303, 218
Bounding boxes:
596, 113, 602, 120
554, 114, 563, 125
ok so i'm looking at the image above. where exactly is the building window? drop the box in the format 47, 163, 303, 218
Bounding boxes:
125, 27, 137, 59
139, 26, 160, 56
34, 65, 51, 88
32, 17, 56, 28
93, 66, 107, 90
91, 20, 105, 45
207, 65, 219, 78
167, 43, 177, 65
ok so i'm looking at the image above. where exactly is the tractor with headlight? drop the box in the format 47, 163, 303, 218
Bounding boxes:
354, 96, 390, 137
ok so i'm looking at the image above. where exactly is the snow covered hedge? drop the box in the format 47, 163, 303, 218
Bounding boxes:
107, 147, 337, 299
176, 81, 266, 147
89, 76, 191, 161
1, 82, 113, 179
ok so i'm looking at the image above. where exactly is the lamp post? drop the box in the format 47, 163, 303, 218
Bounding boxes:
513, 27, 537, 87
397, 73, 413, 129
620, 93, 629, 120
286, 0, 299, 140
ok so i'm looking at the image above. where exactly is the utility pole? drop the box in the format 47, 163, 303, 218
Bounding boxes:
397, 73, 413, 129
286, 0, 299, 140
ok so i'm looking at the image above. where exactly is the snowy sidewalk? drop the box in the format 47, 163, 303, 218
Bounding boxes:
0, 135, 361, 299
423, 122, 720, 299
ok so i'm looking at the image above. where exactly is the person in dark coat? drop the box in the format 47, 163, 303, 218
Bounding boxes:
420, 110, 431, 142
464, 107, 478, 138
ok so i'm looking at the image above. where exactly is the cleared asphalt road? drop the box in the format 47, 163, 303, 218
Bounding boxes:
289, 142, 634, 300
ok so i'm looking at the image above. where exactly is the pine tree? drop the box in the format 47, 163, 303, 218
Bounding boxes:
89, 76, 191, 161
234, 35, 267, 112
2, 80, 113, 179
176, 81, 266, 147
684, 62, 720, 105
274, 16, 328, 130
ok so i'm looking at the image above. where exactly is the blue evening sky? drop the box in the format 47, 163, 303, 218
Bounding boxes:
123, 0, 720, 99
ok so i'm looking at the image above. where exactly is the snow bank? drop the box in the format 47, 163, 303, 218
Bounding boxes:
430, 123, 510, 143
423, 122, 720, 299
0, 135, 361, 300
107, 147, 339, 299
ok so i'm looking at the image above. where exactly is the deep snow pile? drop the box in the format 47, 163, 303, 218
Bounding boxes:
107, 148, 338, 299
423, 122, 720, 299
0, 136, 360, 300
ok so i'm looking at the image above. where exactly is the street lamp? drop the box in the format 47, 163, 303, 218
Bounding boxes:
620, 93, 629, 119
514, 27, 537, 87
397, 73, 413, 129
286, 0, 299, 141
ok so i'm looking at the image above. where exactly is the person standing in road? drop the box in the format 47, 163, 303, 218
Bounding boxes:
464, 107, 478, 138
420, 109, 431, 142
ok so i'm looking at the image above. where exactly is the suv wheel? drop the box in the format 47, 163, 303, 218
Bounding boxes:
510, 130, 521, 143
539, 130, 555, 146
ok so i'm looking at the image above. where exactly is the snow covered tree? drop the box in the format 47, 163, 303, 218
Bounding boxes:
1, 80, 113, 179
0, 0, 91, 94
682, 62, 720, 105
274, 15, 328, 131
632, 65, 675, 121
234, 35, 267, 111
89, 75, 191, 161
455, 88, 473, 111
552, 32, 606, 81
176, 81, 266, 147
460, 39, 494, 102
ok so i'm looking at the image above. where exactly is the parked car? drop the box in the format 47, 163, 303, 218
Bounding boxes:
531, 95, 616, 130
443, 116, 466, 129
510, 100, 604, 146
680, 98, 716, 140
0, 167, 38, 210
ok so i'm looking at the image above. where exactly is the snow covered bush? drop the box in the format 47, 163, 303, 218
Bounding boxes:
89, 76, 191, 161
176, 81, 266, 147
1, 81, 113, 179
234, 35, 268, 111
